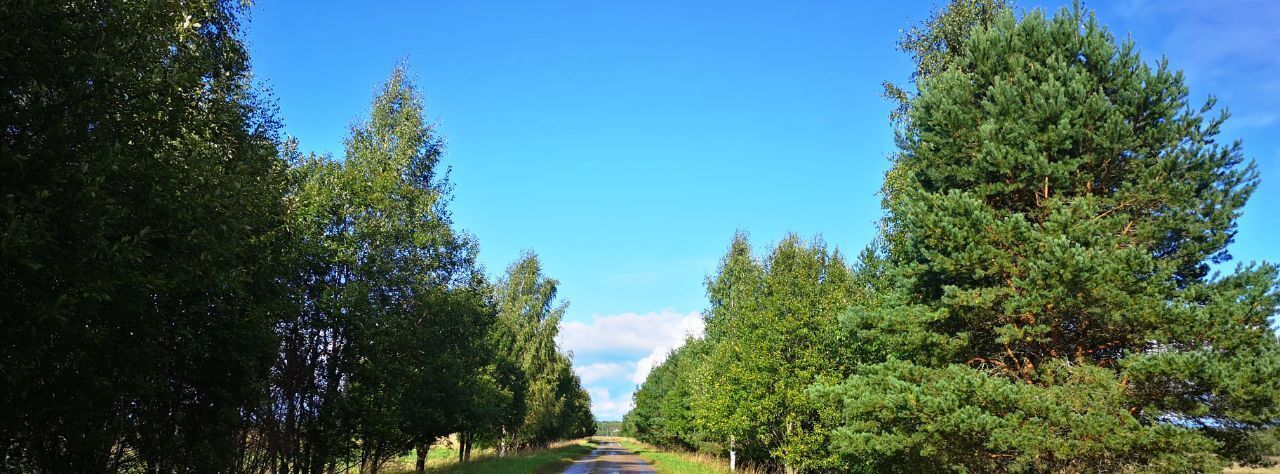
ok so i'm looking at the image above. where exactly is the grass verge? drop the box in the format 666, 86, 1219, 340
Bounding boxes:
609, 437, 735, 474
421, 438, 598, 474
1224, 457, 1280, 474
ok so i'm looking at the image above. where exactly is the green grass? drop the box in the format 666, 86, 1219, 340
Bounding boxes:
611, 437, 732, 474
422, 439, 598, 474
376, 441, 472, 473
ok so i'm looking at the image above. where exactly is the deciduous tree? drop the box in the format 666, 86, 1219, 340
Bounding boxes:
1, 1, 288, 471
694, 233, 860, 472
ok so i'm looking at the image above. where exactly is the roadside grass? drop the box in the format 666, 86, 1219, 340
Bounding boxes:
366, 436, 1277, 474
376, 442, 459, 473
381, 438, 597, 474
608, 437, 756, 474
1225, 457, 1280, 474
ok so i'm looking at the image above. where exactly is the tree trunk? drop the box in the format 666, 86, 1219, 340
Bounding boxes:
415, 443, 429, 474
369, 443, 382, 474
729, 435, 736, 472
359, 443, 369, 474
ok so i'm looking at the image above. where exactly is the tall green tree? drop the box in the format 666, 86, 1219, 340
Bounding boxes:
489, 252, 595, 452
693, 233, 860, 472
0, 1, 288, 471
269, 65, 491, 474
818, 6, 1280, 472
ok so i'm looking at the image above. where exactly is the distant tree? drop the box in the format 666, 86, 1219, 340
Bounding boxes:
817, 6, 1280, 472
596, 420, 625, 436
0, 0, 288, 471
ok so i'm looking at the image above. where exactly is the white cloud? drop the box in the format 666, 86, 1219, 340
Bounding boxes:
557, 309, 705, 356
559, 309, 706, 420
632, 345, 673, 384
574, 362, 631, 385
588, 387, 634, 422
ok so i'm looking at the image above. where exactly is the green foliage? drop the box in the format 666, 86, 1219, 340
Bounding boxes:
486, 253, 596, 453
624, 338, 709, 451
8, 1, 1278, 473
0, 0, 288, 471
821, 5, 1280, 472
263, 64, 497, 473
880, 0, 1013, 247
813, 360, 1222, 473
1, 2, 592, 473
622, 233, 866, 471
693, 233, 862, 471
882, 0, 1012, 124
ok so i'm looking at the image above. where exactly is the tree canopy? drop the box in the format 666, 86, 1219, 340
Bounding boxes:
2, 0, 287, 471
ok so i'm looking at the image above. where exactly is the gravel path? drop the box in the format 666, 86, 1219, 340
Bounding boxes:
561, 440, 656, 474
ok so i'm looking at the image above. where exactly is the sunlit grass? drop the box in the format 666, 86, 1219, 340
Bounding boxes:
378, 438, 596, 474
607, 437, 764, 474
1224, 457, 1280, 474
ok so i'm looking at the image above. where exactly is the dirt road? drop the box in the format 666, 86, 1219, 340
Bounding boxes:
561, 440, 655, 474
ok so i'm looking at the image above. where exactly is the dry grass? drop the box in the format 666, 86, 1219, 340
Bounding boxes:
1225, 457, 1280, 474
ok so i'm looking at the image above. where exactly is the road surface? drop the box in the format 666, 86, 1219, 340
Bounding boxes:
561, 440, 655, 474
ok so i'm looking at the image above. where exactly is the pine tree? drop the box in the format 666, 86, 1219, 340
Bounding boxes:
880, 0, 1013, 253
817, 6, 1280, 473
881, 0, 1013, 124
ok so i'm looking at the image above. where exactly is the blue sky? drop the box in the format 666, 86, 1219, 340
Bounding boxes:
245, 0, 1280, 420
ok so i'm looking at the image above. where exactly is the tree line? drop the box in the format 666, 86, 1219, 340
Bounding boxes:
0, 1, 592, 473
624, 1, 1280, 473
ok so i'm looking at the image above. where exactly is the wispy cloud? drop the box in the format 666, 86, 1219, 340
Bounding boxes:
1099, 0, 1280, 177
1106, 0, 1280, 101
